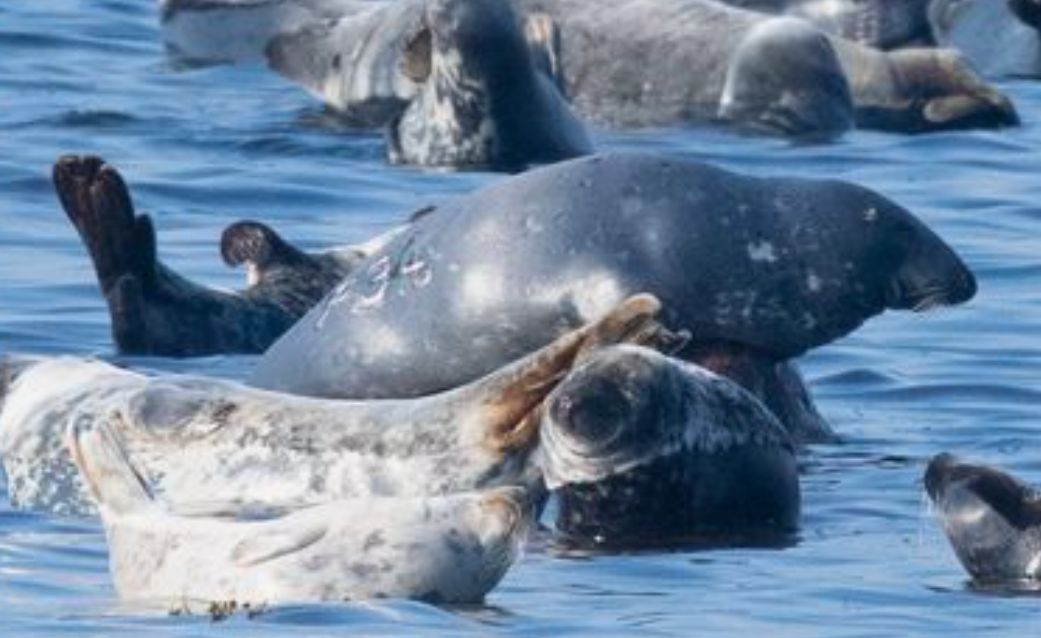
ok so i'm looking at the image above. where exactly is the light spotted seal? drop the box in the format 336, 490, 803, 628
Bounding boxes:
70, 417, 533, 605
725, 0, 1041, 79
539, 345, 799, 548
0, 295, 669, 515
510, 0, 1017, 132
161, 0, 591, 168
925, 453, 1041, 585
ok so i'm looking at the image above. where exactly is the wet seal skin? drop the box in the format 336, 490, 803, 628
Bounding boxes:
540, 345, 799, 549
69, 408, 536, 605
0, 295, 674, 516
925, 453, 1041, 586
57, 153, 977, 445
253, 152, 976, 443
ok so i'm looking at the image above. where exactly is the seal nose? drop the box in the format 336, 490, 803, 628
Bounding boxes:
924, 453, 959, 502
888, 238, 977, 311
549, 375, 632, 447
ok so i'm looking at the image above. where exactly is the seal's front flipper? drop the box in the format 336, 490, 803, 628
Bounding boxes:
67, 418, 155, 516
472, 294, 667, 454
221, 221, 313, 285
222, 221, 350, 317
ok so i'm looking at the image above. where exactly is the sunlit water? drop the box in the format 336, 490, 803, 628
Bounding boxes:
3, 2, 1041, 635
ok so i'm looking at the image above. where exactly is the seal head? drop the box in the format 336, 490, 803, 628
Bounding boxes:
925, 453, 1041, 584
540, 345, 799, 548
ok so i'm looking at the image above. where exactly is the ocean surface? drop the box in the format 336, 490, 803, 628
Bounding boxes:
3, 2, 1041, 636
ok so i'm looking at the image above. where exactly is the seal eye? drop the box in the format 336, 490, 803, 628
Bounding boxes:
550, 376, 632, 449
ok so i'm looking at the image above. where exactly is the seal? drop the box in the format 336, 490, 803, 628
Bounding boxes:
53, 154, 365, 356
0, 294, 670, 515
163, 0, 591, 168
251, 152, 977, 442
727, 0, 1041, 79
925, 453, 1041, 585
510, 0, 1017, 132
538, 345, 799, 548
721, 0, 933, 50
70, 416, 533, 605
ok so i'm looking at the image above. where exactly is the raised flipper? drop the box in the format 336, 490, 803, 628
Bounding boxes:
221, 221, 350, 317
53, 156, 345, 356
473, 294, 680, 454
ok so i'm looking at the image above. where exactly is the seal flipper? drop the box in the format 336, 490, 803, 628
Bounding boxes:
67, 418, 155, 516
222, 221, 352, 317
470, 294, 671, 454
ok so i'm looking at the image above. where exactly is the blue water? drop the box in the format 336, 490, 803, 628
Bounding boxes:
3, 1, 1041, 635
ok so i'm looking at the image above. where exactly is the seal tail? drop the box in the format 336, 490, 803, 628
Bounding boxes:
53, 156, 158, 295
67, 418, 154, 516
53, 155, 166, 353
472, 294, 679, 453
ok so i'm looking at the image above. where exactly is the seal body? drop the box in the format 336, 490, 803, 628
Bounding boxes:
70, 413, 533, 605
539, 345, 799, 548
0, 295, 666, 515
512, 0, 1016, 131
253, 152, 976, 442
728, 0, 1041, 79
925, 453, 1041, 584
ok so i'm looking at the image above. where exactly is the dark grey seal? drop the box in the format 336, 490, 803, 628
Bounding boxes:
925, 453, 1041, 585
53, 155, 355, 356
250, 152, 977, 442
539, 345, 799, 548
